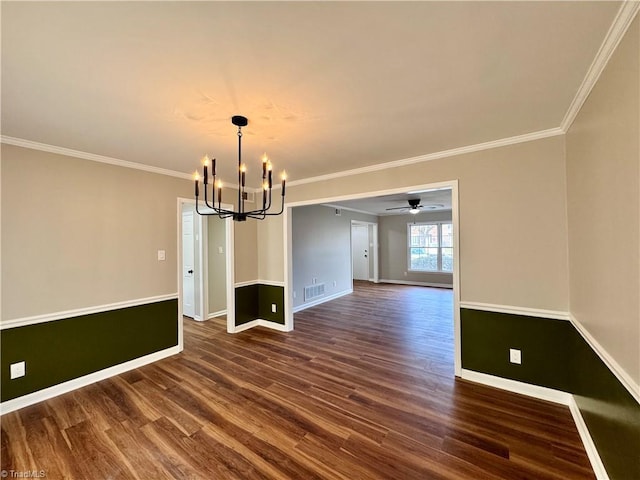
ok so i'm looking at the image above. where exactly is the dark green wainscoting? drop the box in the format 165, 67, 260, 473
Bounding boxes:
1, 299, 179, 402
235, 284, 285, 326
461, 308, 640, 480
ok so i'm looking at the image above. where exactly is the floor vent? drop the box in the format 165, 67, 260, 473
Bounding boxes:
304, 283, 325, 301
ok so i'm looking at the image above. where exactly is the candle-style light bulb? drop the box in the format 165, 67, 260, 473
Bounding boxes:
202, 155, 209, 184
281, 170, 287, 196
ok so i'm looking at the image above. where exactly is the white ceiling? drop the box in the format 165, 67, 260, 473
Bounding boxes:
1, 1, 622, 187
328, 188, 452, 216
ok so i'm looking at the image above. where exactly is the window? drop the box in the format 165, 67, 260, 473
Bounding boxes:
408, 222, 453, 272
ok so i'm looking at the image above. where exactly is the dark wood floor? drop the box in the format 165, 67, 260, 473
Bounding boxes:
1, 282, 594, 479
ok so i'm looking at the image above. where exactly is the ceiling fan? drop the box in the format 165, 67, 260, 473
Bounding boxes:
385, 198, 443, 215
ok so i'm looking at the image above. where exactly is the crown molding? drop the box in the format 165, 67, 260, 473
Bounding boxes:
1, 135, 192, 180
560, 0, 640, 132
286, 127, 564, 188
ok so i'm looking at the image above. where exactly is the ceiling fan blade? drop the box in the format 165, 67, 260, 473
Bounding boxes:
385, 206, 410, 211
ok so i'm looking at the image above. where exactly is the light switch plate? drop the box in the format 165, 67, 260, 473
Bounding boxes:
157, 250, 166, 261
10, 361, 25, 379
218, 246, 223, 254
509, 348, 522, 364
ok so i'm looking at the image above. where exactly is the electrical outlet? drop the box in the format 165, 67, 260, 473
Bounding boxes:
293, 291, 297, 299
509, 349, 522, 365
271, 303, 277, 313
157, 250, 166, 261
333, 280, 337, 287
218, 246, 223, 254
10, 361, 25, 379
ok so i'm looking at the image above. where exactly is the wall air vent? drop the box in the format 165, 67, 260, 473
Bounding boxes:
242, 191, 255, 203
304, 283, 325, 302
335, 208, 342, 216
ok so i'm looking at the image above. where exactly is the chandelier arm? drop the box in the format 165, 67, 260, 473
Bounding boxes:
203, 182, 217, 210
263, 195, 285, 216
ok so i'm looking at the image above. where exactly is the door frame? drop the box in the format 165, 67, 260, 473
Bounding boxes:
350, 220, 379, 283
177, 198, 235, 334
283, 180, 461, 375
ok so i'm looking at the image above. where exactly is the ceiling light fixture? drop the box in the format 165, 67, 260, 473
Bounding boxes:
193, 115, 286, 221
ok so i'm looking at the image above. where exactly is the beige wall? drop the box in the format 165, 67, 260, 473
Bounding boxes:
566, 17, 640, 385
257, 215, 285, 282
268, 135, 569, 311
291, 205, 377, 308
379, 210, 453, 286
233, 219, 258, 284
1, 145, 193, 320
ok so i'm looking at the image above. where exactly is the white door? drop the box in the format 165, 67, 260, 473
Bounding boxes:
182, 210, 195, 318
352, 224, 369, 281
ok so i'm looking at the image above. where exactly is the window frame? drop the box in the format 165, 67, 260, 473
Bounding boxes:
407, 221, 453, 273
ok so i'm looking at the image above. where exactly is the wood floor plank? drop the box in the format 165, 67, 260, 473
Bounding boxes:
1, 282, 595, 479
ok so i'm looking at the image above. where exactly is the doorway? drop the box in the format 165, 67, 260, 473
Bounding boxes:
182, 208, 197, 318
283, 180, 461, 375
351, 221, 378, 282
178, 198, 235, 329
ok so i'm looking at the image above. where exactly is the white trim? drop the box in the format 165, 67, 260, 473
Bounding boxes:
293, 289, 353, 313
234, 279, 285, 288
460, 369, 572, 405
286, 129, 563, 189
569, 397, 610, 480
560, 1, 640, 132
379, 279, 453, 289
284, 207, 294, 332
258, 279, 285, 287
1, 135, 191, 180
232, 319, 291, 333
569, 314, 640, 405
207, 309, 227, 319
0, 294, 179, 330
459, 301, 571, 321
0, 345, 180, 415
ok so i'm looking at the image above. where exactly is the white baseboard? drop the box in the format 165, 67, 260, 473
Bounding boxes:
293, 289, 353, 313
569, 397, 610, 480
207, 309, 227, 319
460, 369, 608, 479
379, 279, 453, 289
232, 319, 291, 333
459, 369, 572, 405
0, 345, 182, 415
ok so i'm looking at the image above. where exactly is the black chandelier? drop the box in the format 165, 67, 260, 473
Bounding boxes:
194, 115, 286, 221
